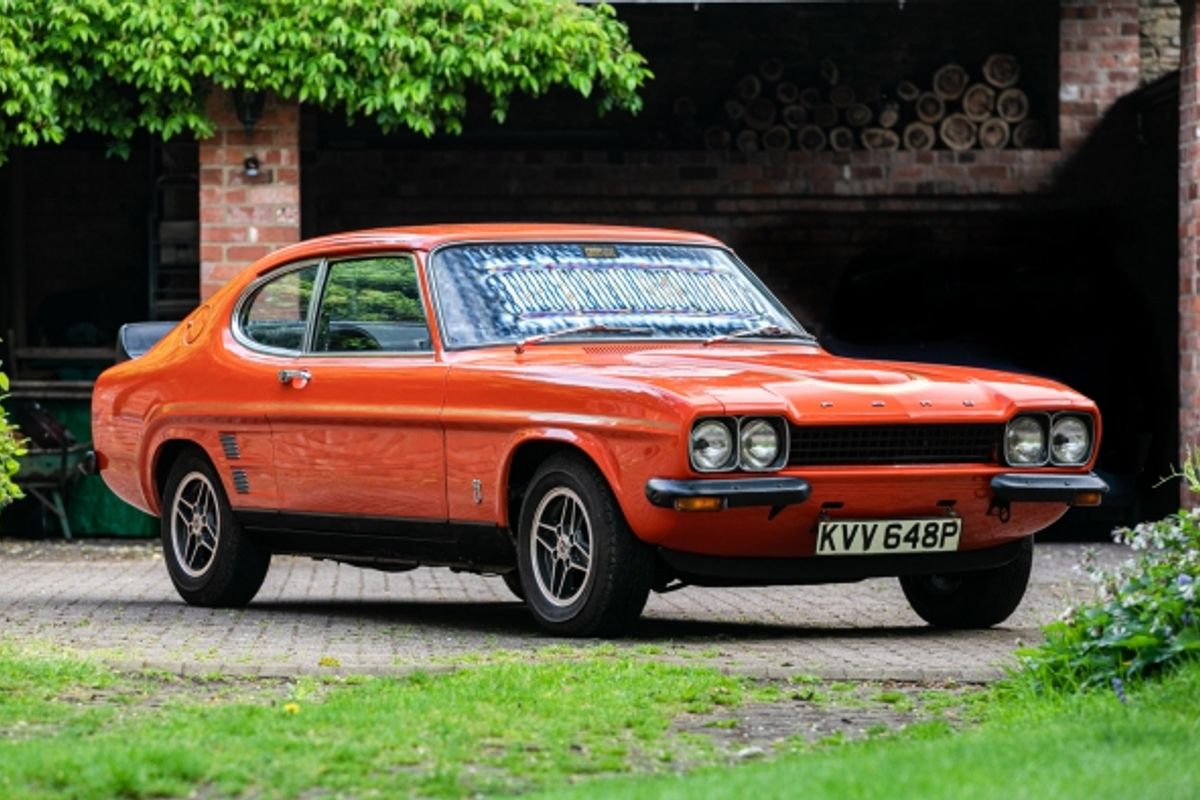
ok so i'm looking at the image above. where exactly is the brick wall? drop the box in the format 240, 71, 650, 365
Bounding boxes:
1141, 0, 1182, 84
1059, 0, 1141, 151
301, 0, 1147, 334
1181, 0, 1200, 469
198, 89, 301, 299
303, 147, 1060, 327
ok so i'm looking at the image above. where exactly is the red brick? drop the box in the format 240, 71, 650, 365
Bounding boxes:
968, 165, 1008, 180
225, 245, 273, 263
245, 185, 299, 205
199, 207, 224, 225
253, 225, 300, 244
201, 226, 248, 243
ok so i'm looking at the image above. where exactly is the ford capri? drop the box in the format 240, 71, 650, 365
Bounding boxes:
92, 224, 1106, 636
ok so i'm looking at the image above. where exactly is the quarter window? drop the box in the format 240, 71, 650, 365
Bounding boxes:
240, 265, 319, 352
313, 256, 430, 353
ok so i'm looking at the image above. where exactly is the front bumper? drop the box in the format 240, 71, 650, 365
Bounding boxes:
645, 476, 811, 510
990, 473, 1109, 504
645, 471, 1107, 511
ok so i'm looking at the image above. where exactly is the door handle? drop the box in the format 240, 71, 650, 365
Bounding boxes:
278, 368, 311, 388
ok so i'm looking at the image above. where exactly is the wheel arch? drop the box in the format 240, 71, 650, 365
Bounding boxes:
501, 434, 624, 531
150, 439, 212, 515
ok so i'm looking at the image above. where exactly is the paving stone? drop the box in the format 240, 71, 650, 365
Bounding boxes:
0, 540, 1124, 682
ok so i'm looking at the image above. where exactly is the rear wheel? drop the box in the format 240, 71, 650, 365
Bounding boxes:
161, 450, 270, 607
899, 536, 1034, 628
517, 454, 653, 637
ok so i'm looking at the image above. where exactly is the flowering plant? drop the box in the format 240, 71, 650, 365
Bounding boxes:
1019, 458, 1200, 690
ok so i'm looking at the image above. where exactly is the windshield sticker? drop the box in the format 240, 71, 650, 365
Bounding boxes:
484, 265, 758, 319
431, 243, 805, 347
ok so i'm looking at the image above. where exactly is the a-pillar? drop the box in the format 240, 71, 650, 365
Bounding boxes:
198, 89, 300, 299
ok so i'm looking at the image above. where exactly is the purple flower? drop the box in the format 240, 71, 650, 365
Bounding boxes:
1111, 677, 1128, 704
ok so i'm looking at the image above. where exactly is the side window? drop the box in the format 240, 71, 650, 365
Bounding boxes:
240, 265, 319, 351
314, 256, 430, 353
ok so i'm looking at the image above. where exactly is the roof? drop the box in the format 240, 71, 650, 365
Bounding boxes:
265, 223, 723, 264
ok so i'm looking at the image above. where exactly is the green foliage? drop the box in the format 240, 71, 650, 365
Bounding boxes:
0, 343, 25, 508
1017, 508, 1200, 692
0, 0, 651, 162
321, 257, 423, 324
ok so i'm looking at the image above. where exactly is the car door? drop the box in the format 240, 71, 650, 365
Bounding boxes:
268, 253, 448, 522
225, 260, 324, 509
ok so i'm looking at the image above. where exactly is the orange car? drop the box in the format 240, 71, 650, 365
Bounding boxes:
92, 224, 1106, 636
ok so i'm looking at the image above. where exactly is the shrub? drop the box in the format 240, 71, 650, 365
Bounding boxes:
1018, 459, 1200, 691
0, 347, 25, 507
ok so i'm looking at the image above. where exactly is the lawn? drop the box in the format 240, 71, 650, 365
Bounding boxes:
558, 662, 1200, 800
0, 642, 1197, 799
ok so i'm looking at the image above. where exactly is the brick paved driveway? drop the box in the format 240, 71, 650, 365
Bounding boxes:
0, 540, 1122, 682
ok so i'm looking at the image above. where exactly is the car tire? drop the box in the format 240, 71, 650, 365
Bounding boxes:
160, 449, 270, 607
501, 570, 526, 602
517, 453, 653, 637
899, 536, 1034, 629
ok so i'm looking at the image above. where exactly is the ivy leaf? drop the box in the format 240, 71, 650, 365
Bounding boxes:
0, 0, 651, 160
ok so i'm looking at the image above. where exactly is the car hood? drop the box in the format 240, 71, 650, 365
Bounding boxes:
453, 343, 1095, 421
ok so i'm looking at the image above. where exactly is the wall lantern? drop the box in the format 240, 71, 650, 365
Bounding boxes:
231, 89, 267, 178
232, 89, 266, 132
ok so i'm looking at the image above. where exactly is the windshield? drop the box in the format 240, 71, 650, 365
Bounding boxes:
430, 243, 809, 349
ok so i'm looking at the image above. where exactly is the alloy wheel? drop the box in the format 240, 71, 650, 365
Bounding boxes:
170, 471, 221, 578
529, 486, 593, 607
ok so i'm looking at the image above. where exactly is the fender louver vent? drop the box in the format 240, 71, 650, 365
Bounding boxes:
219, 432, 241, 460
231, 469, 251, 494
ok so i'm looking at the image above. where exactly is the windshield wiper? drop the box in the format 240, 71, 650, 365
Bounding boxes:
702, 324, 814, 347
514, 323, 654, 353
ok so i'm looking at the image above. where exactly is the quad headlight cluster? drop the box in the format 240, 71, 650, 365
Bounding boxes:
1004, 413, 1094, 467
690, 417, 788, 472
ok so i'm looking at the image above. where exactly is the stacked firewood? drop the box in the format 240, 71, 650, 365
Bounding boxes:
686, 54, 1045, 153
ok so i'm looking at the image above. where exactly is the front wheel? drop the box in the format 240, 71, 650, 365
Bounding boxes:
501, 570, 526, 602
899, 536, 1034, 629
161, 450, 270, 607
517, 454, 653, 637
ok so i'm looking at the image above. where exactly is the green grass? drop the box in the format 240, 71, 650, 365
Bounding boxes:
0, 645, 743, 799
3, 641, 1199, 799
546, 662, 1200, 800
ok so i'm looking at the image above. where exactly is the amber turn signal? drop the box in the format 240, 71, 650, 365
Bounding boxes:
1071, 491, 1104, 507
673, 496, 725, 512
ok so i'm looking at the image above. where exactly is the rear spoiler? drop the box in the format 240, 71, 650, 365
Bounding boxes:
116, 321, 179, 362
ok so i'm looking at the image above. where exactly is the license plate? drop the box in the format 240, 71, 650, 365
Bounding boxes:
816, 517, 962, 556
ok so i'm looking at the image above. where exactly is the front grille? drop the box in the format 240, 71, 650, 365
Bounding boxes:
788, 423, 1002, 466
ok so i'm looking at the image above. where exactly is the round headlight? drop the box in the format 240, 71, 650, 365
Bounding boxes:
1005, 416, 1047, 465
739, 419, 781, 470
691, 420, 736, 471
1051, 416, 1090, 464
